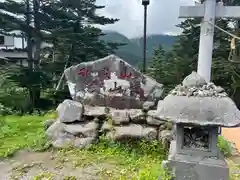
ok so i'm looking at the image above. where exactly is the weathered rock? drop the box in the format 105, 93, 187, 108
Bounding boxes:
146, 116, 165, 126
52, 135, 95, 149
45, 121, 73, 148
157, 100, 163, 111
215, 86, 224, 93
52, 132, 75, 148
45, 121, 66, 140
64, 121, 98, 138
45, 120, 97, 148
93, 117, 99, 123
159, 124, 166, 131
158, 130, 173, 142
57, 99, 83, 123
74, 137, 95, 148
113, 124, 143, 140
182, 71, 206, 87
147, 110, 165, 126
143, 101, 155, 111
143, 127, 158, 141
128, 109, 144, 123
83, 105, 107, 117
64, 54, 163, 109
108, 124, 157, 141
158, 122, 173, 131
101, 121, 112, 133
44, 119, 56, 131
165, 122, 173, 130
111, 109, 129, 125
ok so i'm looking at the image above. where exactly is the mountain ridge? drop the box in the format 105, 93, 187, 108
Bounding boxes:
101, 31, 177, 66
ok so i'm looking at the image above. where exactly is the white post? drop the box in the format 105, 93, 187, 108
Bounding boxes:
197, 0, 216, 82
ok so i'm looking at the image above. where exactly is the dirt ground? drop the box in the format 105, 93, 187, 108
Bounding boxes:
0, 150, 113, 180
1, 149, 240, 180
222, 127, 240, 152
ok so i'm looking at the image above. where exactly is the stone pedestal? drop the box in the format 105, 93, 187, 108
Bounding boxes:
166, 124, 229, 180
156, 72, 240, 180
168, 141, 229, 180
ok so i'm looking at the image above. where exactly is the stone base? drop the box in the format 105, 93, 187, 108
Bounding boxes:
78, 94, 145, 109
166, 141, 229, 180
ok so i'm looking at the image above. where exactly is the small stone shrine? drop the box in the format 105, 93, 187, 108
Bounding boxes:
64, 54, 163, 109
153, 71, 240, 180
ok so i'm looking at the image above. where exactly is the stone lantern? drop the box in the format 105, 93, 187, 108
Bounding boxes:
154, 72, 240, 180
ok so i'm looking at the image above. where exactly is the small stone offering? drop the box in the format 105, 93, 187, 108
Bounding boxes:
170, 71, 227, 98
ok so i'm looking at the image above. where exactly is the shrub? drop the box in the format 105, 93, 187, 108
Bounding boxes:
218, 136, 232, 157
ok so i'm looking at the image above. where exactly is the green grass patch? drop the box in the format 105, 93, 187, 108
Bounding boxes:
2, 114, 239, 179
218, 136, 233, 157
54, 138, 172, 179
0, 114, 172, 179
0, 114, 53, 158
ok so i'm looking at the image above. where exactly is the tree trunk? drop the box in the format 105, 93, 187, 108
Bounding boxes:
33, 0, 41, 109
26, 0, 34, 111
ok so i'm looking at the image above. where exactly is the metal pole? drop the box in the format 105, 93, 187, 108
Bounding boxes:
197, 0, 216, 82
142, 4, 147, 74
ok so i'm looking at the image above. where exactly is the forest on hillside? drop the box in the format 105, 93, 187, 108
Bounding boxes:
101, 31, 177, 66
0, 0, 239, 115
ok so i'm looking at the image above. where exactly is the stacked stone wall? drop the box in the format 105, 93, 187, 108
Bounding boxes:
45, 99, 173, 149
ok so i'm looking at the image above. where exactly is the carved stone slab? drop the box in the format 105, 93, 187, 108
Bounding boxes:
64, 55, 163, 109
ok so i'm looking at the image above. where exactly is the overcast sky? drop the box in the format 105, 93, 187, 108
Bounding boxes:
12, 0, 195, 48
96, 0, 195, 38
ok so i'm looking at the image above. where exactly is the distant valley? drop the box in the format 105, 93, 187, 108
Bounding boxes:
101, 31, 177, 66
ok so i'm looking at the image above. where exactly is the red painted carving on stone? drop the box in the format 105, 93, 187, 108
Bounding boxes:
78, 68, 90, 76
120, 61, 132, 79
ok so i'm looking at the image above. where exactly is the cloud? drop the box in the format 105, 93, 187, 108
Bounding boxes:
96, 0, 195, 38
13, 0, 195, 47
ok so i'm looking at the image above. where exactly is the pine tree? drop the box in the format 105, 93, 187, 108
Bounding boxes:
151, 0, 240, 106
0, 0, 121, 111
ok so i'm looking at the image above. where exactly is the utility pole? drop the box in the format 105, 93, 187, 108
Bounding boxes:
142, 0, 150, 74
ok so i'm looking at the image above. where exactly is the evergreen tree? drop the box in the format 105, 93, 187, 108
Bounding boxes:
148, 0, 240, 107
0, 0, 120, 112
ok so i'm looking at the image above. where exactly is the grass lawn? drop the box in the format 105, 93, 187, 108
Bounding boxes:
0, 114, 172, 179
1, 114, 240, 179
0, 114, 54, 158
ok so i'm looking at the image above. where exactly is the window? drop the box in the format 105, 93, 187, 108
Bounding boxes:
0, 36, 4, 45
183, 126, 210, 150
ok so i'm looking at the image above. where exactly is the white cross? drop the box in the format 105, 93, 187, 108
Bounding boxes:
179, 0, 240, 82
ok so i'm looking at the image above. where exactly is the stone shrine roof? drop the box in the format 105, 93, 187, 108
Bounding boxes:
154, 71, 240, 127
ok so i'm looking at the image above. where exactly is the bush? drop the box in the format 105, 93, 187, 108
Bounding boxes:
0, 103, 15, 115
218, 136, 232, 157
0, 72, 31, 114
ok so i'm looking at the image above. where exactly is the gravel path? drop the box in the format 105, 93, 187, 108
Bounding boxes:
0, 150, 111, 180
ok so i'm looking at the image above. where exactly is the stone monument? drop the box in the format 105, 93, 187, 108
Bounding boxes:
64, 54, 163, 109
152, 72, 240, 180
